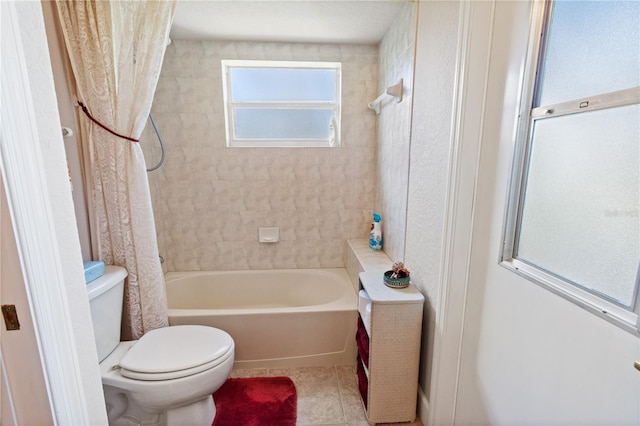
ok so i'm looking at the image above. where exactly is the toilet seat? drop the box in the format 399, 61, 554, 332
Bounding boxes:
118, 325, 234, 381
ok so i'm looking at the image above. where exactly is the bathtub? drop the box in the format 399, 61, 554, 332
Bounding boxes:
165, 268, 358, 369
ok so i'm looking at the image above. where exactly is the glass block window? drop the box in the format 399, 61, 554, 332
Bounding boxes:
222, 60, 341, 147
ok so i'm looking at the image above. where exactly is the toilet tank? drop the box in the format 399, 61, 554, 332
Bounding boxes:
86, 266, 128, 362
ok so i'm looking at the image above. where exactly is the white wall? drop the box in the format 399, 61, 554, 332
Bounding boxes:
376, 2, 416, 262
453, 1, 640, 424
405, 0, 461, 404
40, 0, 93, 262
408, 1, 640, 425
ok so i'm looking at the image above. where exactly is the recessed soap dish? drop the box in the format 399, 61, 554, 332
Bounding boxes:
258, 227, 279, 243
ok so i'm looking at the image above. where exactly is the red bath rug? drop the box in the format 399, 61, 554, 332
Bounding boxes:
212, 376, 297, 426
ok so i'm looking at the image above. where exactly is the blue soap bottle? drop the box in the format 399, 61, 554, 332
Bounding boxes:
369, 213, 382, 251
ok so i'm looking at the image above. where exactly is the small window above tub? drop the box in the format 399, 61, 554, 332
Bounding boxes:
221, 60, 341, 148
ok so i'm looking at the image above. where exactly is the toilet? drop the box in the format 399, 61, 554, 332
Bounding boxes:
87, 266, 234, 425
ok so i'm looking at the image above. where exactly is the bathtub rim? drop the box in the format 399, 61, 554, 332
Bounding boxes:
164, 267, 358, 314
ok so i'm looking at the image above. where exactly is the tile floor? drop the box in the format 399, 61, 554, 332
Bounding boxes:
230, 365, 423, 426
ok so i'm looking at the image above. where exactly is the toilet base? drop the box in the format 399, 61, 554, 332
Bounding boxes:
104, 385, 216, 426
166, 396, 215, 425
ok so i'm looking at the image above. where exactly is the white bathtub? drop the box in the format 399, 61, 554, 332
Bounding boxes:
165, 268, 358, 369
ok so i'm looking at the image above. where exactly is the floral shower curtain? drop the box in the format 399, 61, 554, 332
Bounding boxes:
56, 0, 176, 340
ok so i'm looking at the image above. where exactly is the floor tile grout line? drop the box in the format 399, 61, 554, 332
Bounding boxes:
334, 365, 349, 425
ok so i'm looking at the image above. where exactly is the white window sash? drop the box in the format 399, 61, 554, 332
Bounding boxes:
222, 60, 341, 148
531, 87, 640, 120
501, 0, 640, 334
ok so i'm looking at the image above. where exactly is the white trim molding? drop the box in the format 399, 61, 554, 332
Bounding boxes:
417, 384, 430, 423
0, 2, 92, 423
428, 1, 496, 425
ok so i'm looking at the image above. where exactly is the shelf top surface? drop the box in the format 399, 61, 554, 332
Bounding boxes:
359, 271, 425, 304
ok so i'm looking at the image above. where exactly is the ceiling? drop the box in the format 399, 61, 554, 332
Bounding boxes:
170, 1, 411, 45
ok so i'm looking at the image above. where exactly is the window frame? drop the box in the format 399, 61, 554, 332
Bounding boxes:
501, 1, 640, 334
221, 59, 342, 148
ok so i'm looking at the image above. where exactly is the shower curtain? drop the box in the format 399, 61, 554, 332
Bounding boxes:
56, 0, 176, 340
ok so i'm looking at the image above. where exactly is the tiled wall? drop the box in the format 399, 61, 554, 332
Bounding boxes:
141, 41, 378, 271
376, 3, 417, 263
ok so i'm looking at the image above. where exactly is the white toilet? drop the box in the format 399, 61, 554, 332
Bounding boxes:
87, 266, 234, 425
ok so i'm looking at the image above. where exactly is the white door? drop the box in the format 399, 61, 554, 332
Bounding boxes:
1, 1, 106, 424
451, 1, 640, 425
0, 177, 54, 425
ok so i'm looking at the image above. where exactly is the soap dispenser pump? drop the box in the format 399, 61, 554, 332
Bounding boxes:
369, 213, 382, 251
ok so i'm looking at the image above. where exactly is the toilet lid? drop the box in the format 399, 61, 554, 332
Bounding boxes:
118, 325, 233, 381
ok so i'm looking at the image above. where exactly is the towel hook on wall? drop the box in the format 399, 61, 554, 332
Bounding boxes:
368, 78, 403, 115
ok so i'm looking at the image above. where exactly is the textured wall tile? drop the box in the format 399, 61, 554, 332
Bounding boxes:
148, 38, 393, 271
272, 241, 298, 269
268, 154, 296, 180
292, 150, 326, 180
160, 41, 194, 78
230, 241, 251, 270
319, 240, 345, 268
348, 146, 376, 179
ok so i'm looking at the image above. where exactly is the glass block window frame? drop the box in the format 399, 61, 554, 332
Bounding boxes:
221, 60, 341, 148
502, 1, 640, 333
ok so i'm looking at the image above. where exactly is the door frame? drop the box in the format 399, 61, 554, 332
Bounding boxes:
1, 2, 92, 423
427, 1, 498, 424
